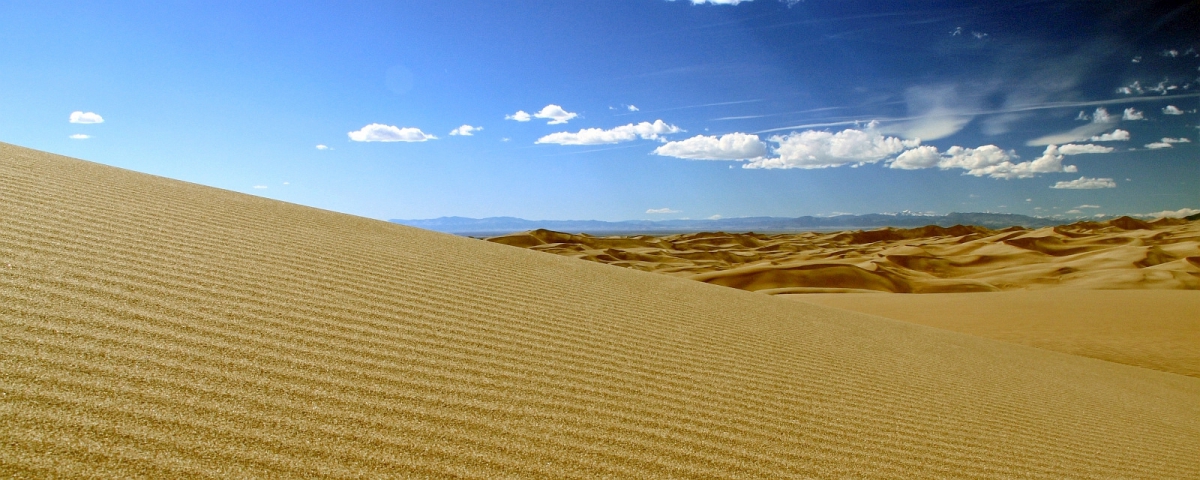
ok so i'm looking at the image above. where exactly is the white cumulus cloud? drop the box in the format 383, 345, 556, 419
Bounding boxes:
69, 111, 104, 124
449, 124, 482, 136
69, 134, 90, 140
627, 105, 639, 112
1122, 108, 1145, 120
1146, 137, 1192, 149
646, 207, 680, 214
889, 145, 941, 170
1143, 207, 1200, 219
1090, 129, 1130, 142
653, 133, 768, 160
1077, 204, 1100, 209
505, 110, 531, 122
533, 104, 578, 124
1163, 105, 1184, 115
347, 124, 436, 142
688, 0, 751, 4
1051, 177, 1117, 189
890, 144, 1078, 179
1058, 144, 1114, 155
746, 128, 917, 169
315, 144, 330, 150
536, 120, 682, 145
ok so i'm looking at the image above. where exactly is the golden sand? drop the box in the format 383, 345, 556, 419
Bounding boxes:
488, 221, 1200, 293
790, 289, 1200, 378
2, 142, 1199, 477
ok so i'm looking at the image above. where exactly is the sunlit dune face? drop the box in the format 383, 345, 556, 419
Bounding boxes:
489, 219, 1200, 293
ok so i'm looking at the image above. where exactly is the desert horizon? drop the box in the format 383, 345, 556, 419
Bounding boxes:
3, 141, 1199, 477
4, 1, 1200, 477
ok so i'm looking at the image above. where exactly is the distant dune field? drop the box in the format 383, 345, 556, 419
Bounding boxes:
487, 220, 1200, 293
3, 142, 1199, 478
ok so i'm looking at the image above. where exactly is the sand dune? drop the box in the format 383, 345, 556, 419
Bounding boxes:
790, 290, 1200, 378
3, 142, 1200, 478
489, 220, 1200, 293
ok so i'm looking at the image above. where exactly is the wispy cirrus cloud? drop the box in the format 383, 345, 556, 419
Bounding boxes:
1026, 108, 1116, 146
757, 93, 1200, 137
879, 85, 975, 141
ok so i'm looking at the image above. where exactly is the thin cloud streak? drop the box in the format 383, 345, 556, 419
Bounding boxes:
713, 102, 905, 121
757, 93, 1200, 135
539, 143, 649, 156
614, 99, 764, 116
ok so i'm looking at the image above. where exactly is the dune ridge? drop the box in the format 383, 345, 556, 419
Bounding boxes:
488, 220, 1200, 293
2, 142, 1199, 478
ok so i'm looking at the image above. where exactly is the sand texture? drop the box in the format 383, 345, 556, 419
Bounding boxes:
488, 221, 1200, 293
790, 290, 1200, 378
3, 142, 1200, 478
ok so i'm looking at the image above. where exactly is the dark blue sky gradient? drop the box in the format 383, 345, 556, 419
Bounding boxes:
0, 1, 1196, 220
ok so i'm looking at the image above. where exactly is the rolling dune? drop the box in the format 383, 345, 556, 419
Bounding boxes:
3, 142, 1200, 478
488, 220, 1200, 293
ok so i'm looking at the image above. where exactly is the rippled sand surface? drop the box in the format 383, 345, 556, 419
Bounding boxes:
3, 142, 1199, 478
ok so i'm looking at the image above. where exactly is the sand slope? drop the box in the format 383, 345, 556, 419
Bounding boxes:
489, 221, 1200, 293
2, 142, 1199, 478
790, 290, 1200, 378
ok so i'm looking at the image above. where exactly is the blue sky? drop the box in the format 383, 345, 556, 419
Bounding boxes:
1, 0, 1197, 221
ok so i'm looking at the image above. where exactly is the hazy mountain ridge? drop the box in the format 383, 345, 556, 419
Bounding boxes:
392, 212, 1076, 235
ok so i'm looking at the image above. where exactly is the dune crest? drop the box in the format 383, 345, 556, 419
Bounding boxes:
490, 219, 1200, 293
3, 143, 1199, 477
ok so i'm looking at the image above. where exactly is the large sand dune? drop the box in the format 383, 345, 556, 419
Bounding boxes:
791, 290, 1200, 378
2, 142, 1199, 478
488, 220, 1200, 293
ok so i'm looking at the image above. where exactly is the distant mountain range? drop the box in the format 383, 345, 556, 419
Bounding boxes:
391, 212, 1081, 236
